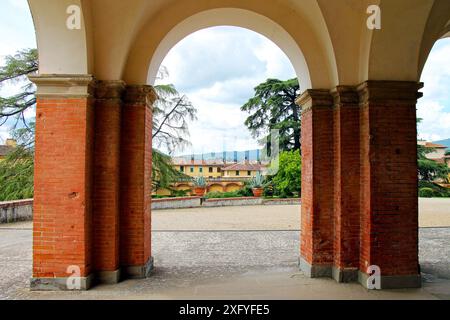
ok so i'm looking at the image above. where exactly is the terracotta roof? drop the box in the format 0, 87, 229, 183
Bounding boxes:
0, 145, 14, 157
424, 142, 447, 148
172, 158, 226, 166
222, 163, 265, 171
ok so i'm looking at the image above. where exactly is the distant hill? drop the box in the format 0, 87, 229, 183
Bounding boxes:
433, 138, 450, 151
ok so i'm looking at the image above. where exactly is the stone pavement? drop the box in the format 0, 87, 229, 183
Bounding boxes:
0, 203, 449, 300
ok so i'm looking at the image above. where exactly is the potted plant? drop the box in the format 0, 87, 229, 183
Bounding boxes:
193, 176, 207, 197
249, 172, 265, 197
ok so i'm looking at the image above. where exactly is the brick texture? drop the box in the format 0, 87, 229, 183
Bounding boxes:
92, 81, 124, 273
332, 87, 360, 271
120, 86, 156, 268
358, 81, 422, 277
298, 90, 334, 267
33, 96, 94, 278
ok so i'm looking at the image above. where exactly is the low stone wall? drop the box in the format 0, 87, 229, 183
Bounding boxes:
203, 197, 263, 207
263, 198, 301, 206
0, 198, 301, 216
152, 196, 301, 210
152, 196, 202, 210
0, 199, 33, 224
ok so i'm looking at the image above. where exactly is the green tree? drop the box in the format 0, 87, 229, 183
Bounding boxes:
0, 49, 37, 201
266, 150, 301, 198
417, 152, 449, 182
0, 48, 196, 199
241, 78, 301, 152
417, 119, 449, 183
151, 82, 198, 191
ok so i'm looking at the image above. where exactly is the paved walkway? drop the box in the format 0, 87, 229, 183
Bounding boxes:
0, 200, 449, 300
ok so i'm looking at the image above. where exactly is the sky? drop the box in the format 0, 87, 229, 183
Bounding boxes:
0, 0, 449, 153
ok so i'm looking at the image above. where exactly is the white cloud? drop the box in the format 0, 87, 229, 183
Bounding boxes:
418, 38, 450, 141
0, 125, 11, 143
0, 0, 36, 61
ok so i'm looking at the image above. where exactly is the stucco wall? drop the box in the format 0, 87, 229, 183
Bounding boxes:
0, 199, 33, 224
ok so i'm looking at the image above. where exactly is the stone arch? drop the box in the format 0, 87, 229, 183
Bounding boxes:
209, 184, 225, 193
364, 0, 449, 82
176, 184, 192, 191
224, 183, 240, 193
28, 0, 93, 75
417, 0, 450, 79
123, 1, 339, 90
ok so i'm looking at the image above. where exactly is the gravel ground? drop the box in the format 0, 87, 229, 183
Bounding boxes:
0, 201, 449, 300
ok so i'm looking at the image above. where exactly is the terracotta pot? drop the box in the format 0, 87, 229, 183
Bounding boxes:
194, 187, 206, 197
252, 188, 264, 197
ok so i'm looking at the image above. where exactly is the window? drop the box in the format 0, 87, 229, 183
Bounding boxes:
209, 167, 213, 173
199, 167, 203, 173
236, 171, 240, 176
190, 167, 194, 173
247, 171, 251, 176
180, 166, 184, 172
217, 168, 221, 173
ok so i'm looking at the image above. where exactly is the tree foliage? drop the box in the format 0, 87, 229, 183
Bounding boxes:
0, 48, 196, 199
241, 78, 301, 152
265, 150, 301, 198
0, 49, 37, 129
153, 84, 197, 154
417, 120, 449, 183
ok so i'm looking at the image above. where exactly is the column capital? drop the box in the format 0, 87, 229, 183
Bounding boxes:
95, 80, 126, 100
28, 74, 95, 98
357, 81, 424, 105
330, 86, 359, 107
124, 85, 158, 106
296, 89, 333, 113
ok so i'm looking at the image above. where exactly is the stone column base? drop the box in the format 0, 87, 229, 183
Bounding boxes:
30, 274, 94, 291
358, 271, 422, 289
332, 267, 359, 283
122, 257, 154, 279
298, 257, 332, 278
96, 269, 121, 285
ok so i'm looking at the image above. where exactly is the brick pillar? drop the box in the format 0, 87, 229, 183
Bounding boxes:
29, 75, 95, 290
331, 86, 361, 282
297, 90, 335, 277
120, 85, 156, 278
358, 81, 422, 289
92, 81, 124, 284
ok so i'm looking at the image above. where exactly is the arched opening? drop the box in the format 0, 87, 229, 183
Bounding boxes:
417, 36, 450, 284
13, 0, 448, 294
149, 24, 304, 282
145, 8, 311, 90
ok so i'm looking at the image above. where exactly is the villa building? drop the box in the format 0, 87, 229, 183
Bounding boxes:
419, 141, 448, 162
154, 157, 267, 196
0, 139, 17, 161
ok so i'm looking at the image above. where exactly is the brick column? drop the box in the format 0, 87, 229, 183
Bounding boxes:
297, 90, 335, 277
29, 75, 95, 290
331, 86, 361, 282
358, 81, 422, 289
120, 85, 156, 278
92, 81, 124, 284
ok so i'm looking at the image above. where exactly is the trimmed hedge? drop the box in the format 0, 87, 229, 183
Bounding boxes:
418, 181, 450, 198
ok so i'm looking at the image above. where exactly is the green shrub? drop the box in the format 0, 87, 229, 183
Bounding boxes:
205, 191, 244, 199
266, 150, 301, 198
418, 181, 450, 198
419, 188, 434, 198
